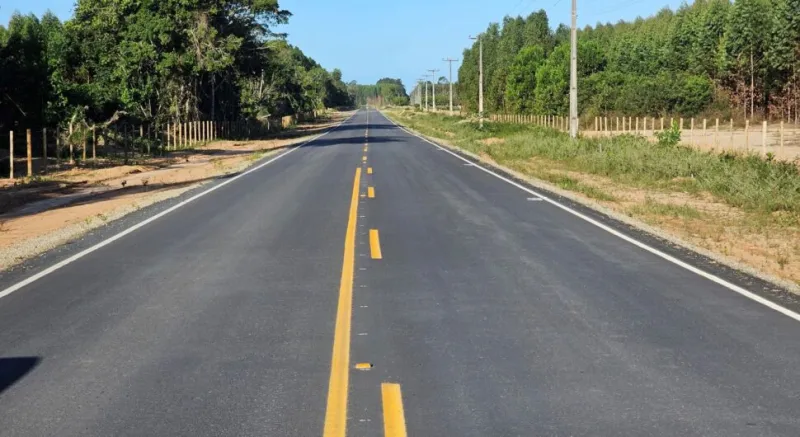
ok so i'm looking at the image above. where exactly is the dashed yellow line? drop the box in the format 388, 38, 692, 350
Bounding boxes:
381, 383, 408, 437
322, 168, 361, 437
362, 156, 367, 163
369, 229, 383, 260
367, 167, 373, 175
368, 187, 375, 198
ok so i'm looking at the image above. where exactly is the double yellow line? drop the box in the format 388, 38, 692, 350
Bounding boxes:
325, 134, 406, 437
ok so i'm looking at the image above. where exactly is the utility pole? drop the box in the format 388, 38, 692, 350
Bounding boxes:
443, 58, 458, 114
569, 0, 578, 138
420, 77, 429, 111
469, 35, 484, 128
427, 69, 440, 112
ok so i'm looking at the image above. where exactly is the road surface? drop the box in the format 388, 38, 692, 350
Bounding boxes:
1, 109, 799, 436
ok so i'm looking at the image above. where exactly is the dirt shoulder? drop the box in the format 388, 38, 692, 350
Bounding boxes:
385, 110, 800, 294
0, 112, 351, 270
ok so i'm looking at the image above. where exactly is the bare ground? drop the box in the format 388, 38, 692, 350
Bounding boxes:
0, 112, 350, 270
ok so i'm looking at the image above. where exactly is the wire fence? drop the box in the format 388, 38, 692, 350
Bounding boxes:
0, 112, 317, 180
489, 113, 800, 161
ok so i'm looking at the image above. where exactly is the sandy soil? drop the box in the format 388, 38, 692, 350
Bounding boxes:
0, 113, 349, 270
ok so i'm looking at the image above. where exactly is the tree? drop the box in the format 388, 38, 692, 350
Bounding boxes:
505, 45, 545, 114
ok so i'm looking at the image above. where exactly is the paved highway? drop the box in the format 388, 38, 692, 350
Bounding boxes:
1, 109, 799, 436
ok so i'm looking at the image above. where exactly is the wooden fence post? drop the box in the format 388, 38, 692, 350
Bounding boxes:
69, 122, 75, 164
714, 119, 719, 148
616, 117, 619, 133
82, 130, 87, 163
780, 120, 785, 153
635, 117, 639, 134
690, 118, 695, 145
661, 117, 664, 131
56, 128, 61, 167
730, 119, 734, 147
26, 129, 33, 177
703, 119, 707, 145
92, 127, 97, 163
762, 121, 767, 156
745, 119, 750, 150
42, 128, 48, 174
8, 131, 13, 180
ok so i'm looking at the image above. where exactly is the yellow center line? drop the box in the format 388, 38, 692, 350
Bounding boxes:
368, 187, 375, 198
367, 167, 373, 175
362, 156, 367, 162
369, 229, 383, 260
323, 167, 361, 437
381, 383, 408, 437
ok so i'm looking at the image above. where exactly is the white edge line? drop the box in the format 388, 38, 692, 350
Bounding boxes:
381, 111, 800, 323
0, 111, 359, 300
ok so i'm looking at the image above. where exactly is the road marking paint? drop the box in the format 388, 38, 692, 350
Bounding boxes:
369, 229, 383, 260
368, 187, 375, 198
527, 197, 543, 202
381, 383, 408, 437
322, 167, 361, 437
383, 112, 800, 323
362, 156, 367, 162
0, 112, 359, 301
367, 167, 373, 175
355, 362, 373, 370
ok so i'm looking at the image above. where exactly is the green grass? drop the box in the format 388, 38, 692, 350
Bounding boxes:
630, 198, 704, 219
388, 110, 800, 219
535, 173, 618, 201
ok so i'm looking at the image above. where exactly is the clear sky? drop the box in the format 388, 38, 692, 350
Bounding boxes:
1, 0, 688, 92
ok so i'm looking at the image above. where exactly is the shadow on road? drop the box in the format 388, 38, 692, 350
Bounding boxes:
0, 357, 40, 395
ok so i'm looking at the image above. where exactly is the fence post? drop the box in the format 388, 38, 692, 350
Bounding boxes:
730, 119, 734, 147
745, 119, 750, 150
8, 131, 13, 180
690, 118, 695, 145
714, 119, 719, 148
702, 119, 707, 146
82, 130, 87, 163
635, 117, 639, 134
762, 121, 767, 156
26, 129, 33, 177
780, 120, 784, 153
69, 122, 75, 164
56, 128, 61, 167
92, 127, 97, 163
661, 117, 664, 131
42, 128, 48, 174
616, 117, 619, 133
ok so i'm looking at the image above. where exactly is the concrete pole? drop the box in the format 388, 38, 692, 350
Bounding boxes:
443, 58, 458, 114
470, 35, 484, 128
428, 69, 439, 112
569, 0, 578, 138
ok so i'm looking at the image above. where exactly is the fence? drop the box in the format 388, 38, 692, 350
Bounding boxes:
1, 111, 316, 180
489, 113, 800, 161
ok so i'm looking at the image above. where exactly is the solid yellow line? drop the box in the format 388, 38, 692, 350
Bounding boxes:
368, 187, 375, 198
381, 383, 408, 437
369, 229, 382, 259
367, 167, 373, 175
323, 167, 361, 437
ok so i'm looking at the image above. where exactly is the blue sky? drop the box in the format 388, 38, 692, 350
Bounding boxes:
1, 0, 687, 91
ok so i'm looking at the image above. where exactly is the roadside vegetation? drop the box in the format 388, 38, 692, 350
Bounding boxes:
387, 109, 800, 287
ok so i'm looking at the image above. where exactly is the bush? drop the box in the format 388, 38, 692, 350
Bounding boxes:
655, 122, 681, 147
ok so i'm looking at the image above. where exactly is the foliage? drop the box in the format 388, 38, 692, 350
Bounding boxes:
458, 1, 800, 119
655, 122, 682, 147
350, 78, 409, 107
0, 2, 354, 134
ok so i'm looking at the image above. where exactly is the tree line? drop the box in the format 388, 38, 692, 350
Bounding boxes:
0, 0, 354, 135
348, 78, 410, 107
458, 0, 800, 120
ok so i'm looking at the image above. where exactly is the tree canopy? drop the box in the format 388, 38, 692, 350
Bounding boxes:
0, 1, 354, 133
459, 1, 800, 119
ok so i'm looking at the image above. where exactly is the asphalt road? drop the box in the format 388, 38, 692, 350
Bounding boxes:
1, 109, 800, 436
